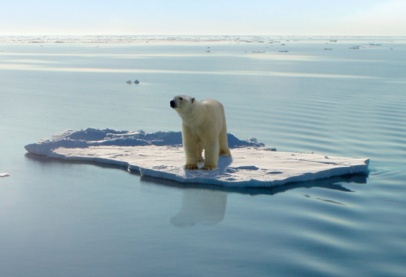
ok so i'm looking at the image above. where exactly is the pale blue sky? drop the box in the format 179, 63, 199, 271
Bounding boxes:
1, 0, 405, 36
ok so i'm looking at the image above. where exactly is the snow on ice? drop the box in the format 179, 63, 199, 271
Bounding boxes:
24, 128, 369, 188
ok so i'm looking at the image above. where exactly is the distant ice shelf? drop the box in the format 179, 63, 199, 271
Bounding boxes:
25, 128, 369, 188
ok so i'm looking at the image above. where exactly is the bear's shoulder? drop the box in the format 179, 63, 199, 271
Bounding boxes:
201, 98, 222, 106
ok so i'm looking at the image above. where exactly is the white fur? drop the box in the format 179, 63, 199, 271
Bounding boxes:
170, 95, 231, 170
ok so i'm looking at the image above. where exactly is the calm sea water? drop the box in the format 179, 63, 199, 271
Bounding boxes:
1, 37, 405, 277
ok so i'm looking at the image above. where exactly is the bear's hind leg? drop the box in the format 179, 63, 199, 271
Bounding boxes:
219, 128, 231, 156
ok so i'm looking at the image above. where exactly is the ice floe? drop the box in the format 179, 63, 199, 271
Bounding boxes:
24, 128, 369, 188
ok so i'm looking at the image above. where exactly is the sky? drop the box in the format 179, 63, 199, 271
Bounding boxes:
1, 0, 405, 36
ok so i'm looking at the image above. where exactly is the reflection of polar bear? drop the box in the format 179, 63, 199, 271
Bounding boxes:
170, 95, 231, 170
171, 189, 227, 227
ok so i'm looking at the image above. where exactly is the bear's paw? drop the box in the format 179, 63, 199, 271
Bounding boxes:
184, 164, 199, 170
201, 165, 216, 170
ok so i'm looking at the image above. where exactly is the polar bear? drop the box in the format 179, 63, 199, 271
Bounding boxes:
170, 95, 231, 170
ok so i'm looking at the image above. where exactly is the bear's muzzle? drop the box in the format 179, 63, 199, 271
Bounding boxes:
170, 100, 177, 108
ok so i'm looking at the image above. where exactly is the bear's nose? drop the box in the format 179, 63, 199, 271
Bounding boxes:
170, 100, 176, 108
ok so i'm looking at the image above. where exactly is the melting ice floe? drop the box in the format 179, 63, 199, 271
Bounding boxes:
24, 128, 369, 188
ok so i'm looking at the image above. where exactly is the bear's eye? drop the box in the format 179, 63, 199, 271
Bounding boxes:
179, 97, 183, 101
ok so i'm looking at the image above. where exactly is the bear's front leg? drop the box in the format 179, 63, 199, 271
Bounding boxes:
182, 125, 200, 170
202, 140, 220, 170
184, 143, 199, 170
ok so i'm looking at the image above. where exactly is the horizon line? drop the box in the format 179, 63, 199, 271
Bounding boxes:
1, 34, 405, 37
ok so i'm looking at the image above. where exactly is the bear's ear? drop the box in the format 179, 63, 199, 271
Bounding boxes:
191, 98, 195, 103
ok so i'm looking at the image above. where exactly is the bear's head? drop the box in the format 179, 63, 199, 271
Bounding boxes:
170, 95, 195, 113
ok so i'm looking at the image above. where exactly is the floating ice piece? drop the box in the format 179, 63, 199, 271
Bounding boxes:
24, 128, 369, 188
26, 128, 264, 154
0, 173, 10, 177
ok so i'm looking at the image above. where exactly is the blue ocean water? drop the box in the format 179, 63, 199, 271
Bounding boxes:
0, 36, 405, 277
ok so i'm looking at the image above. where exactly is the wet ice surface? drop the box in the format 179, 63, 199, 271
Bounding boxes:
25, 128, 369, 187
